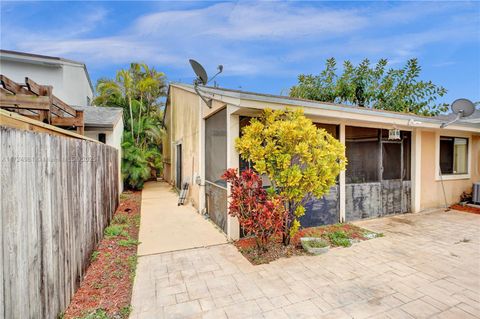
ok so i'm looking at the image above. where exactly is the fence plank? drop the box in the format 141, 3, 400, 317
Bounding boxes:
0, 127, 119, 318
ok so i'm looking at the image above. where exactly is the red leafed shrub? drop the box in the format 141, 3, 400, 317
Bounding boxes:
222, 168, 285, 250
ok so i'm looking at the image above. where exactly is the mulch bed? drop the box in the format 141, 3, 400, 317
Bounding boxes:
235, 223, 380, 265
63, 191, 142, 319
450, 204, 480, 215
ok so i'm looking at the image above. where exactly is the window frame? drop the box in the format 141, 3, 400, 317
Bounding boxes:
436, 133, 471, 180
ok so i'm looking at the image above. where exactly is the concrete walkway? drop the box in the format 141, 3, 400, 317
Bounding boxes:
130, 209, 480, 319
136, 181, 227, 256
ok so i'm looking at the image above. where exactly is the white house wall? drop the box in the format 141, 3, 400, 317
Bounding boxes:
83, 119, 124, 193
0, 59, 93, 106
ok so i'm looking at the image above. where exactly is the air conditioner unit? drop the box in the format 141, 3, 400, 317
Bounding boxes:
473, 183, 480, 204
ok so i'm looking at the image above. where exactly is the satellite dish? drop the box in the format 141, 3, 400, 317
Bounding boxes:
188, 59, 224, 108
451, 98, 475, 117
189, 59, 208, 85
440, 98, 475, 128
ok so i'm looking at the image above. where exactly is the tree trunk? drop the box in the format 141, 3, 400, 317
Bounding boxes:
137, 95, 143, 144
128, 95, 134, 140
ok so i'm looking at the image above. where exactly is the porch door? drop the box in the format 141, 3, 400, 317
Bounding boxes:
176, 144, 182, 190
381, 140, 404, 215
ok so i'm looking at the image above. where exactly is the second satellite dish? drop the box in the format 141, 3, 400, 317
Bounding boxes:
440, 98, 475, 128
451, 98, 475, 117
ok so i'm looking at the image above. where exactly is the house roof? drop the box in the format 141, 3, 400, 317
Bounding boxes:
73, 106, 123, 130
433, 109, 480, 124
170, 83, 479, 130
0, 49, 94, 94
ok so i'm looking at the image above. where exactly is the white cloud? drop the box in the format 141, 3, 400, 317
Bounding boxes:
2, 1, 478, 77
133, 2, 367, 40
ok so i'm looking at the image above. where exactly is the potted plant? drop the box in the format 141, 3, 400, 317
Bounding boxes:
300, 237, 330, 255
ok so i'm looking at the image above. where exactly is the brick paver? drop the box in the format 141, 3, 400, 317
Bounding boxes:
131, 210, 480, 318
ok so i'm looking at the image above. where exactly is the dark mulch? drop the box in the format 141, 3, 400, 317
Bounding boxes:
64, 191, 142, 319
451, 204, 480, 215
235, 223, 380, 265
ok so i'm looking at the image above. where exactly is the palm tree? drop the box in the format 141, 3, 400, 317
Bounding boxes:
116, 70, 135, 137
93, 63, 167, 189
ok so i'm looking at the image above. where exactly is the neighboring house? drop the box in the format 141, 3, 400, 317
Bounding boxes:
74, 106, 124, 193
163, 83, 480, 240
0, 49, 124, 191
0, 49, 93, 106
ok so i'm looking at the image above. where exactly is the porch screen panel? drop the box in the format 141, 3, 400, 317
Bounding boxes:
205, 109, 228, 233
205, 183, 228, 233
345, 126, 380, 183
382, 143, 402, 180
402, 132, 411, 180
205, 109, 227, 186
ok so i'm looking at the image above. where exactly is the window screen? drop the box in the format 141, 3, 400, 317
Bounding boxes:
346, 126, 380, 183
382, 143, 402, 180
205, 109, 227, 186
440, 136, 468, 175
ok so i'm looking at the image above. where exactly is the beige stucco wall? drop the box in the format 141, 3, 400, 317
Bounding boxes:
420, 131, 480, 210
166, 83, 480, 219
163, 86, 201, 209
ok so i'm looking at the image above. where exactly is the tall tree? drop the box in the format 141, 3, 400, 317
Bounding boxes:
290, 58, 448, 116
93, 64, 167, 189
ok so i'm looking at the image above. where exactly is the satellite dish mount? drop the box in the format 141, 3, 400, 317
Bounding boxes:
440, 98, 475, 128
189, 59, 223, 108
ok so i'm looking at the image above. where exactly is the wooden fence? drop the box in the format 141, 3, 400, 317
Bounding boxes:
0, 126, 119, 318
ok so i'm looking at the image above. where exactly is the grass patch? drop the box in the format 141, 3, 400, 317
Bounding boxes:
77, 309, 109, 319
64, 191, 142, 319
90, 251, 100, 262
119, 306, 132, 317
112, 214, 128, 224
104, 225, 127, 237
327, 231, 351, 247
303, 239, 329, 248
118, 238, 140, 247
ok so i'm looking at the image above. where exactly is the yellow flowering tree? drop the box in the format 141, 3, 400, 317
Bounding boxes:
236, 108, 347, 245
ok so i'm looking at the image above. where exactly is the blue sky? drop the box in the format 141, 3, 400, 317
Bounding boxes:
1, 1, 479, 106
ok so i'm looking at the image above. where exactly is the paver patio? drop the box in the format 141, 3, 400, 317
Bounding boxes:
131, 208, 480, 319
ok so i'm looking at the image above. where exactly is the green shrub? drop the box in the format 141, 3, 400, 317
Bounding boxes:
122, 134, 151, 190
104, 225, 126, 237
327, 231, 351, 247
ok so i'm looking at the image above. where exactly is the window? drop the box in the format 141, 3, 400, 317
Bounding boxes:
98, 133, 106, 144
440, 136, 468, 175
